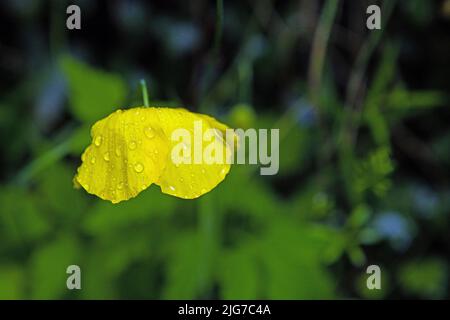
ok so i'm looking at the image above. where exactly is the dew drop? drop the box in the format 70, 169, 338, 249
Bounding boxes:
103, 152, 110, 161
169, 185, 176, 191
144, 127, 155, 139
115, 148, 122, 157
117, 182, 124, 190
91, 157, 96, 164
201, 168, 206, 174
85, 184, 90, 191
129, 141, 137, 150
94, 135, 102, 147
134, 162, 144, 173
179, 177, 184, 183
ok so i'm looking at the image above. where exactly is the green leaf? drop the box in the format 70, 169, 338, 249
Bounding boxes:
363, 44, 398, 146
352, 147, 394, 199
82, 186, 177, 236
163, 232, 205, 299
69, 124, 91, 154
387, 88, 446, 115
260, 220, 335, 299
398, 258, 448, 298
348, 204, 371, 229
0, 186, 50, 243
60, 55, 127, 122
81, 233, 152, 299
30, 235, 80, 299
219, 246, 260, 299
0, 265, 25, 299
36, 162, 88, 221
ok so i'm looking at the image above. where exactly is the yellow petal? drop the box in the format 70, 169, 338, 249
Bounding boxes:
154, 108, 233, 199
75, 108, 169, 203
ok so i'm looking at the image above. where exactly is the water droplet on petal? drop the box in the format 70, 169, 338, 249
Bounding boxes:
129, 141, 137, 150
144, 127, 155, 139
94, 135, 103, 147
117, 182, 124, 190
201, 188, 207, 194
169, 185, 176, 191
85, 184, 90, 191
179, 177, 184, 183
134, 162, 144, 173
91, 157, 96, 164
103, 152, 110, 161
201, 168, 206, 174
115, 148, 122, 157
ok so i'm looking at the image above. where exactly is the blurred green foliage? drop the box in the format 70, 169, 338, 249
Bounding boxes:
0, 0, 449, 300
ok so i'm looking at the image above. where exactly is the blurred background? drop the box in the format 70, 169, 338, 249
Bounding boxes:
0, 0, 449, 299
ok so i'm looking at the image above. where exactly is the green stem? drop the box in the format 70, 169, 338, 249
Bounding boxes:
15, 139, 72, 185
140, 79, 150, 107
308, 0, 340, 109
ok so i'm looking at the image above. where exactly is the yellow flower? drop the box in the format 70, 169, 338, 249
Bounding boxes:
74, 107, 233, 203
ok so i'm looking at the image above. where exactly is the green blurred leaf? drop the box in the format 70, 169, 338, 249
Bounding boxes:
219, 246, 260, 299
60, 55, 127, 122
0, 186, 50, 243
348, 205, 371, 229
352, 147, 394, 199
163, 232, 205, 299
398, 258, 448, 299
36, 162, 88, 220
30, 235, 80, 299
260, 220, 335, 299
387, 88, 446, 121
363, 44, 398, 146
82, 233, 152, 299
82, 186, 177, 236
69, 125, 91, 154
0, 265, 25, 299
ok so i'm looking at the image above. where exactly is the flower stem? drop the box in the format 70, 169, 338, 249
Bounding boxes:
140, 79, 149, 107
